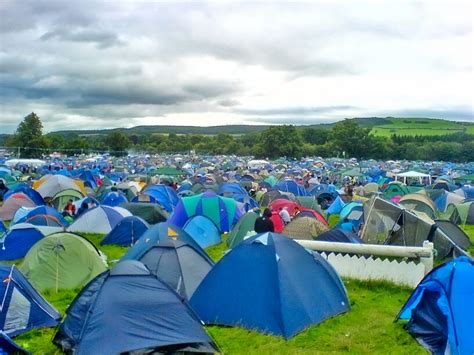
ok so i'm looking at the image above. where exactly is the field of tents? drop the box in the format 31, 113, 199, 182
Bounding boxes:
0, 155, 473, 354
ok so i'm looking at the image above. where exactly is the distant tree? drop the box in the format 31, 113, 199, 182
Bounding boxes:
301, 128, 330, 145
8, 112, 48, 158
256, 125, 303, 159
330, 119, 373, 159
105, 131, 130, 156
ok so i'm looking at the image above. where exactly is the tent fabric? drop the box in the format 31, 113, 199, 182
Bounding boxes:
123, 223, 211, 266
0, 193, 37, 221
19, 232, 107, 292
53, 260, 218, 355
190, 232, 350, 339
397, 257, 474, 355
0, 223, 63, 261
51, 189, 85, 211
68, 206, 132, 234
34, 175, 86, 198
270, 199, 328, 225
119, 202, 168, 224
101, 216, 149, 246
0, 265, 60, 337
275, 180, 307, 196
121, 239, 214, 299
100, 191, 128, 207
316, 228, 364, 244
14, 205, 68, 227
0, 331, 29, 354
140, 184, 179, 212
283, 216, 329, 240
169, 191, 243, 233
445, 201, 474, 225
227, 211, 259, 248
183, 215, 222, 249
3, 186, 44, 206
399, 193, 438, 220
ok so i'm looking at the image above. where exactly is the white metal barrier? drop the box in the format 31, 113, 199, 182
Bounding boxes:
296, 240, 434, 288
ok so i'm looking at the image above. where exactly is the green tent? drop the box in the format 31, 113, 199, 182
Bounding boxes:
296, 196, 324, 214
383, 182, 410, 199
227, 211, 259, 249
444, 202, 474, 226
119, 202, 168, 224
155, 167, 185, 176
51, 188, 85, 211
264, 175, 278, 187
454, 174, 474, 183
20, 232, 107, 292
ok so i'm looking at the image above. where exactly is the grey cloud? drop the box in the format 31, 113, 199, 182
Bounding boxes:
383, 109, 474, 122
41, 28, 124, 48
237, 106, 359, 116
218, 99, 240, 107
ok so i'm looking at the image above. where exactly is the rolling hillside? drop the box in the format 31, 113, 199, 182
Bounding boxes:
51, 117, 473, 137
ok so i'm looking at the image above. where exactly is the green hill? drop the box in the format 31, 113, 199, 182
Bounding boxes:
51, 117, 473, 137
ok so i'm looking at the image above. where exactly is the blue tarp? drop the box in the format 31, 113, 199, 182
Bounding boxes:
397, 256, 474, 355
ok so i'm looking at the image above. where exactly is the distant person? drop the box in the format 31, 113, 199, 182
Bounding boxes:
254, 208, 275, 233
63, 199, 76, 217
279, 207, 291, 225
292, 206, 301, 219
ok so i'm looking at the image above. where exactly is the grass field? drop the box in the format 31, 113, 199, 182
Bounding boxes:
14, 226, 474, 354
370, 118, 474, 137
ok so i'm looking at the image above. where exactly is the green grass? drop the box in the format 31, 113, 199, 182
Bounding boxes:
371, 118, 473, 137
14, 230, 427, 354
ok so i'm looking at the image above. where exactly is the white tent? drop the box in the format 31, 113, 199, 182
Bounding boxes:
395, 171, 432, 185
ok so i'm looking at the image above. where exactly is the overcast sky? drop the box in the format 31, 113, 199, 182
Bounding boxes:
0, 0, 472, 133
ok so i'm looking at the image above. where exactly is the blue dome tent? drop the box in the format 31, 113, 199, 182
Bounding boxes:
190, 232, 350, 339
53, 260, 218, 355
397, 257, 473, 355
0, 265, 60, 337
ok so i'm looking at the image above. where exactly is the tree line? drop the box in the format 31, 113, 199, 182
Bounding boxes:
5, 113, 474, 162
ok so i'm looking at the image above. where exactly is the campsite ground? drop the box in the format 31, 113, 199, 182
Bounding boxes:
14, 226, 474, 354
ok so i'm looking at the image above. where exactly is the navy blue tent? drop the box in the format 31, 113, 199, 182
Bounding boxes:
100, 215, 149, 246
53, 261, 218, 355
316, 228, 364, 244
0, 332, 29, 354
0, 265, 60, 337
0, 224, 59, 261
122, 238, 214, 299
397, 256, 473, 355
190, 232, 350, 339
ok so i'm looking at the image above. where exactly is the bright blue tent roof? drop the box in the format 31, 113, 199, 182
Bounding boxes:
0, 265, 60, 337
190, 232, 350, 339
101, 191, 128, 207
397, 256, 474, 355
53, 260, 218, 355
15, 205, 68, 227
183, 215, 221, 249
275, 180, 307, 196
141, 184, 179, 212
101, 216, 149, 246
